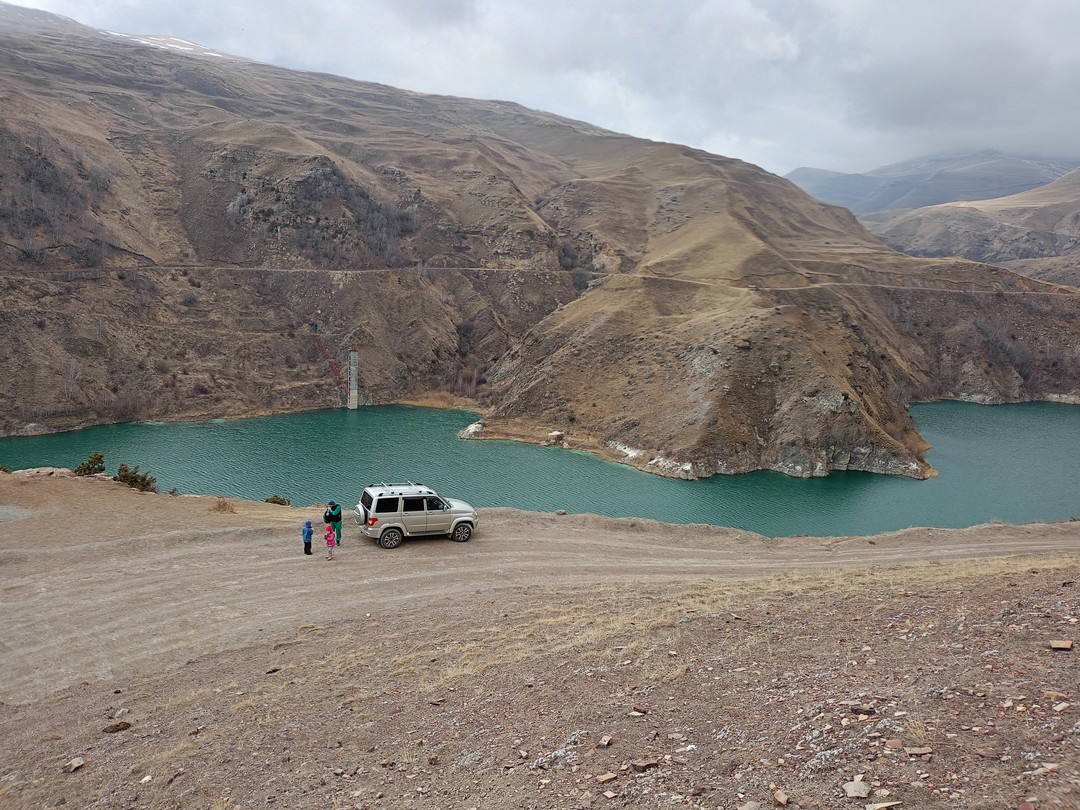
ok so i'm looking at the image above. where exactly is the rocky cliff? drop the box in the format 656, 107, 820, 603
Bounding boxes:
2, 2, 1079, 479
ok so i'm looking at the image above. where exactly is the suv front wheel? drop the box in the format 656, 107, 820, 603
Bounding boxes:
379, 528, 404, 549
451, 523, 473, 543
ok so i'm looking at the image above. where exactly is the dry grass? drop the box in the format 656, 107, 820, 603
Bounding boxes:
903, 715, 934, 746
209, 497, 236, 513
741, 552, 1080, 594
131, 735, 210, 776
355, 555, 1080, 697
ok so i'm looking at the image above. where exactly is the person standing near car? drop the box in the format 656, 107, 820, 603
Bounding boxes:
324, 499, 343, 547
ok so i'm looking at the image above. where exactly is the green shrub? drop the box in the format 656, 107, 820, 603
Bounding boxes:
74, 451, 106, 476
265, 494, 292, 506
114, 463, 158, 493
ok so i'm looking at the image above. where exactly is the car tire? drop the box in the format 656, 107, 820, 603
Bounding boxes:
379, 528, 404, 549
451, 522, 472, 543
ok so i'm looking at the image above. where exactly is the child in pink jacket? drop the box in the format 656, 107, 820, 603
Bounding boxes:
324, 522, 336, 560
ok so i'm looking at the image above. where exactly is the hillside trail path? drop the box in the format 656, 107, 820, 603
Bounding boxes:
1, 471, 1078, 704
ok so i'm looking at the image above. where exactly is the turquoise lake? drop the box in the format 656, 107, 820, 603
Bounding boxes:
1, 401, 1078, 537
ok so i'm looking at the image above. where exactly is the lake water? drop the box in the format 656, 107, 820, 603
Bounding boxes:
1, 402, 1078, 537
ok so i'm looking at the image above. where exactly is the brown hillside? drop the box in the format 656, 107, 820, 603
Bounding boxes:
2, 3, 1080, 479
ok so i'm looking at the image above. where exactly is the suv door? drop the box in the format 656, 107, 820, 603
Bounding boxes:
401, 496, 428, 535
424, 495, 453, 534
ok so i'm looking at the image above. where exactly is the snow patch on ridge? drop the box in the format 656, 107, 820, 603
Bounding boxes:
106, 32, 231, 59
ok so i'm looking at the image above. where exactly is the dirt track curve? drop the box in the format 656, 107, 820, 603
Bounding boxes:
2, 471, 1079, 704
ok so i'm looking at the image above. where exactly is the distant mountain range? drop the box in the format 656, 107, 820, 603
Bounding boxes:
787, 151, 1080, 215
860, 168, 1080, 286
788, 152, 1080, 286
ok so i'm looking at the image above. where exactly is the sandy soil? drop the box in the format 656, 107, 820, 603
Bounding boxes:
1, 469, 1078, 809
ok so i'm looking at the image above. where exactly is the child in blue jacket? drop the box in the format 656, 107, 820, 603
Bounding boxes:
302, 519, 313, 555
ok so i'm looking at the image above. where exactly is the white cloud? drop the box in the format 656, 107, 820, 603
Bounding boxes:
11, 0, 1080, 174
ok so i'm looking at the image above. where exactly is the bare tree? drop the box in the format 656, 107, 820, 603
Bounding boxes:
57, 357, 85, 399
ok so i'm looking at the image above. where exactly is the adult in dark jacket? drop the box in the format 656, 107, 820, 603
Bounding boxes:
324, 500, 343, 547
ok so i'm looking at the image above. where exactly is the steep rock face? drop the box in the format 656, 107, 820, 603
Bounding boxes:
2, 4, 1080, 478
0, 265, 578, 432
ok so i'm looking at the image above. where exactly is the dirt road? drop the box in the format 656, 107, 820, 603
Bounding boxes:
3, 469, 1079, 705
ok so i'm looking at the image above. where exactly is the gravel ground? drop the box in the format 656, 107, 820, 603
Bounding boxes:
0, 469, 1078, 809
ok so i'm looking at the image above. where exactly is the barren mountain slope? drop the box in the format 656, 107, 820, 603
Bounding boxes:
480, 161, 1080, 477
2, 3, 1080, 480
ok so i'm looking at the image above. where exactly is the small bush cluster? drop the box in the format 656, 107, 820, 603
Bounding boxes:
265, 494, 292, 506
76, 452, 158, 492
74, 451, 106, 476
114, 463, 158, 492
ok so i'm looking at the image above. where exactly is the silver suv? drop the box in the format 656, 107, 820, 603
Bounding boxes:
353, 482, 478, 549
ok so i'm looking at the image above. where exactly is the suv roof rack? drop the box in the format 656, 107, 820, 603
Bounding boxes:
367, 482, 435, 496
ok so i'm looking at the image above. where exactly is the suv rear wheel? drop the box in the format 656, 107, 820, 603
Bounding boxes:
451, 523, 473, 543
379, 528, 404, 549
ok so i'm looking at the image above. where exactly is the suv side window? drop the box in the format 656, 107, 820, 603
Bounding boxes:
426, 496, 446, 511
374, 497, 399, 514
402, 497, 425, 512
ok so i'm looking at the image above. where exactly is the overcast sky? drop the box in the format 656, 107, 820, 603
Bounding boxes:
12, 0, 1080, 176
